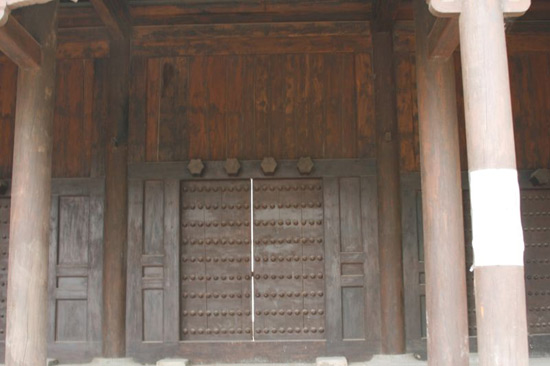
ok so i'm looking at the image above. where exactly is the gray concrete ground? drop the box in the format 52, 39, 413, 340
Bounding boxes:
34, 354, 550, 366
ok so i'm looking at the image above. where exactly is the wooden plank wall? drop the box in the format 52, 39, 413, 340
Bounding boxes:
395, 28, 550, 172
0, 57, 106, 179
128, 52, 376, 163
1, 25, 550, 177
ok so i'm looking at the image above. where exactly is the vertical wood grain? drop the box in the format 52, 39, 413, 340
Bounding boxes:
188, 56, 209, 159
254, 55, 270, 158
146, 58, 161, 162
129, 57, 148, 163
355, 53, 375, 158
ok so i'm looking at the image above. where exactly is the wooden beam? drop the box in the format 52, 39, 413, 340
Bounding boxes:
414, 1, 469, 365
90, 0, 131, 40
5, 2, 58, 366
0, 15, 41, 68
129, 1, 372, 26
427, 17, 459, 59
373, 0, 401, 31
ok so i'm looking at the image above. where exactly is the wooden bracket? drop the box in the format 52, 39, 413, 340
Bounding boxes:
0, 16, 41, 68
428, 17, 459, 59
429, 0, 530, 17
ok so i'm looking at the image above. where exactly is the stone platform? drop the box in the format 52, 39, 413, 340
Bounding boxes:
17, 355, 550, 366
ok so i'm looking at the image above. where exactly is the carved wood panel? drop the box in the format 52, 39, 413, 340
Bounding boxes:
180, 180, 252, 340
47, 180, 104, 360
253, 179, 326, 340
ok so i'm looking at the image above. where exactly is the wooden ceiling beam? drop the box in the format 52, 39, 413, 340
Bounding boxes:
373, 0, 401, 31
0, 15, 41, 68
90, 0, 131, 40
427, 16, 459, 60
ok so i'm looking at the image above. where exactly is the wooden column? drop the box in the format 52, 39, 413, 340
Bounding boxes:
102, 38, 130, 357
4, 3, 57, 366
458, 0, 529, 365
414, 1, 469, 365
372, 30, 406, 354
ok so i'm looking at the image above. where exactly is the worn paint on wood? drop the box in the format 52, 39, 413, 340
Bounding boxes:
130, 53, 375, 163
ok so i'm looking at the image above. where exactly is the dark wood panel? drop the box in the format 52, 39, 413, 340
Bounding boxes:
253, 179, 325, 340
131, 53, 375, 163
56, 27, 110, 59
47, 178, 104, 362
397, 49, 550, 172
133, 35, 370, 57
180, 180, 252, 341
0, 198, 10, 343
0, 59, 16, 179
51, 59, 104, 178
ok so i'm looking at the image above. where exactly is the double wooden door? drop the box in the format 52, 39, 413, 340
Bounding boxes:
127, 162, 379, 363
180, 179, 325, 341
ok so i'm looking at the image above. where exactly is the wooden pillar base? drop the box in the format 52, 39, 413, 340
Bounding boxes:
474, 266, 528, 366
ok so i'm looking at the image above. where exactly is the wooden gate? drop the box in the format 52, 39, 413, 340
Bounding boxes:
127, 159, 380, 363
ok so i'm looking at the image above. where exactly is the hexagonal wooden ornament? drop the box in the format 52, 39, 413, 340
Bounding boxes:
261, 157, 277, 176
224, 158, 241, 176
297, 157, 314, 175
187, 159, 205, 176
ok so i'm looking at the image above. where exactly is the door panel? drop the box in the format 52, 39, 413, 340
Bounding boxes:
253, 179, 326, 340
180, 180, 252, 340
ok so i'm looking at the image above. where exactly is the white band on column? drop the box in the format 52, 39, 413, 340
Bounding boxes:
469, 169, 524, 267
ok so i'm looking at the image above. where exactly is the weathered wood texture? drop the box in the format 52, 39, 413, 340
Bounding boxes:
397, 48, 550, 172
459, 1, 528, 364
132, 21, 371, 57
53, 58, 107, 178
90, 0, 131, 40
0, 56, 107, 180
129, 52, 376, 163
402, 173, 550, 356
0, 178, 104, 363
413, 1, 468, 364
372, 31, 405, 354
47, 179, 104, 363
126, 161, 380, 363
1, 25, 549, 177
102, 38, 129, 358
128, 1, 372, 26
0, 58, 16, 178
5, 3, 57, 366
0, 16, 41, 69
